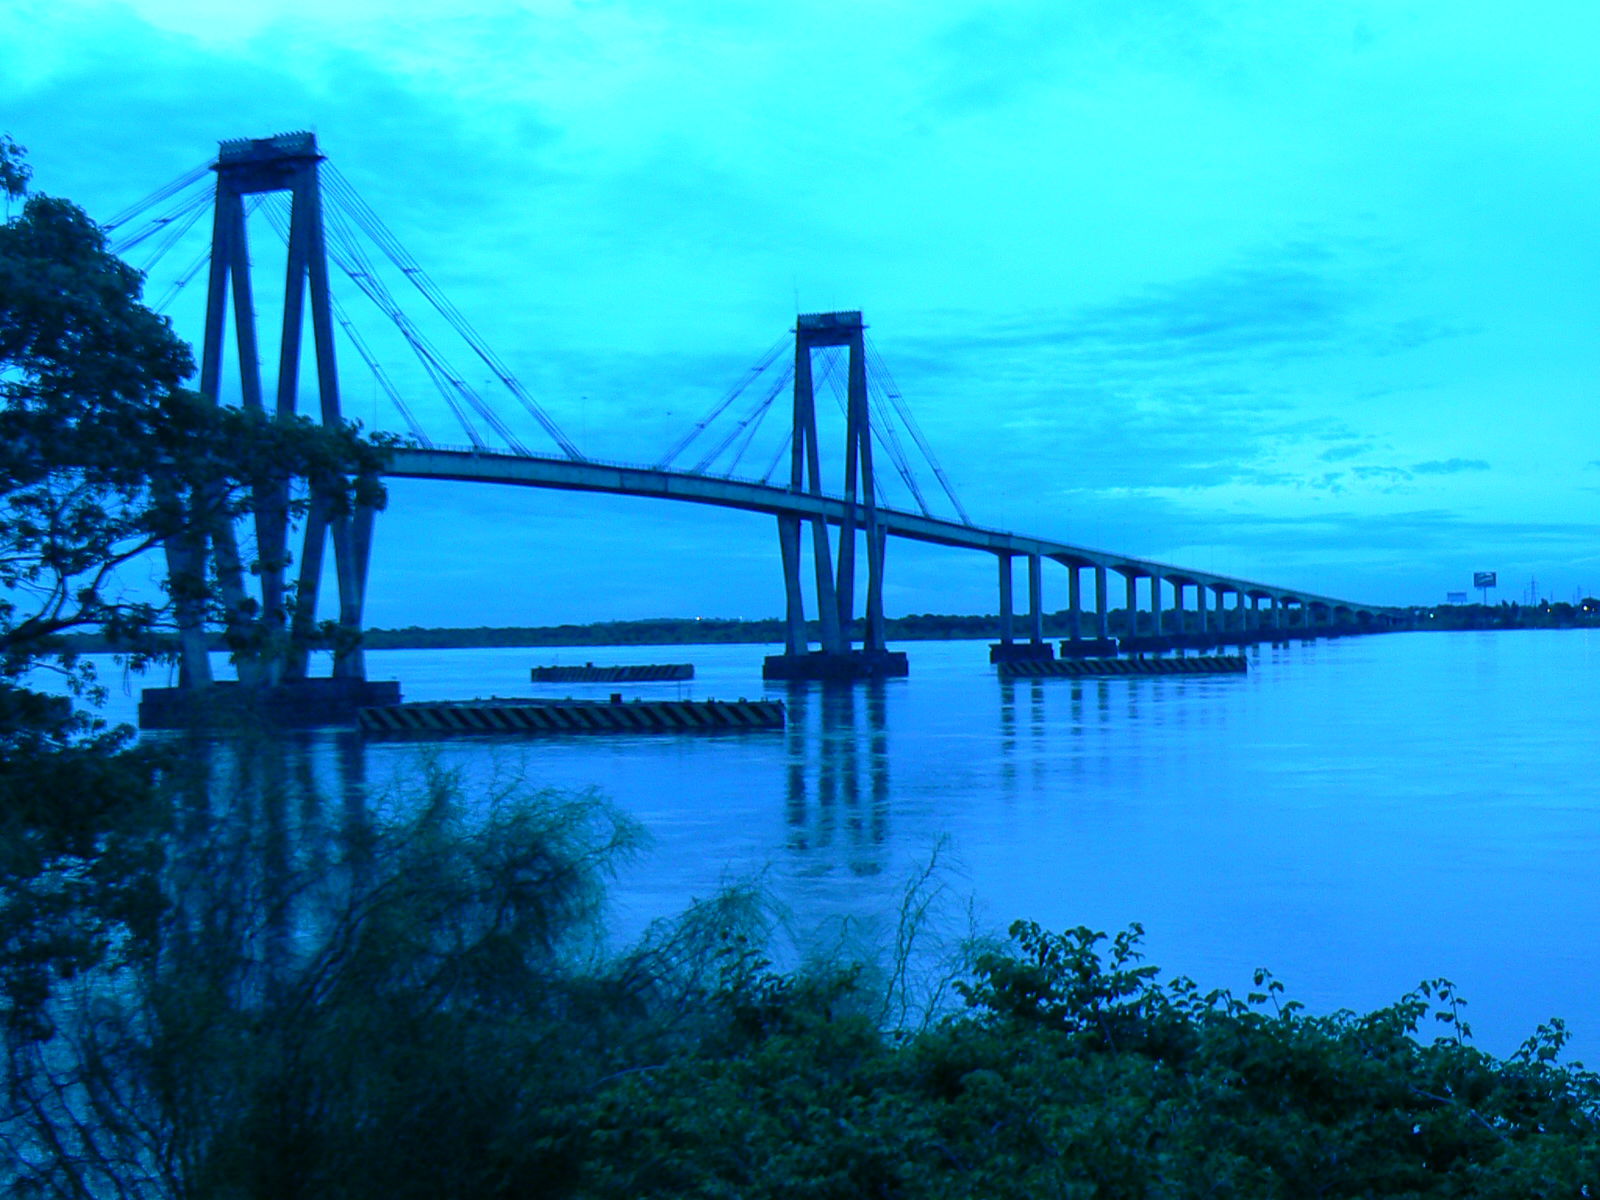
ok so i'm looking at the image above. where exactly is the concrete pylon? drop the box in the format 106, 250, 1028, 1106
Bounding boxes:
765, 311, 905, 681
178, 131, 375, 688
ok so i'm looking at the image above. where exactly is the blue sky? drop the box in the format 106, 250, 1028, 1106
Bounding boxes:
7, 0, 1599, 625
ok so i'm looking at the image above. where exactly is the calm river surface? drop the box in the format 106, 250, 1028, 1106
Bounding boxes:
107, 629, 1600, 1061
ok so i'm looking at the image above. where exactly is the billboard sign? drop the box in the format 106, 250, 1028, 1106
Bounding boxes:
1446, 591, 1467, 604
1473, 571, 1497, 589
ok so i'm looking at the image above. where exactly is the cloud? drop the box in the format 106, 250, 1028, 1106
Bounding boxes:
1320, 442, 1372, 463
1410, 458, 1489, 475
945, 248, 1355, 371
1039, 489, 1600, 604
1352, 466, 1411, 483
922, 1, 1369, 119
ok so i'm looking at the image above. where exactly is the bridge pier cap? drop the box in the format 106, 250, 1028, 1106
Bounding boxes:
796, 310, 864, 344
215, 131, 324, 191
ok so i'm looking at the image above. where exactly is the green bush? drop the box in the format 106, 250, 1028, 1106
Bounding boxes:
7, 758, 1600, 1198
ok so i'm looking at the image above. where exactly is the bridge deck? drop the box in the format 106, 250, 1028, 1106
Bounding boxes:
384, 447, 1390, 616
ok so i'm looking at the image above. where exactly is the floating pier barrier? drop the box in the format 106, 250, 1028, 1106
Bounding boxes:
359, 695, 784, 736
529, 662, 694, 683
997, 655, 1247, 679
989, 641, 1055, 664
1058, 638, 1120, 658
762, 649, 909, 681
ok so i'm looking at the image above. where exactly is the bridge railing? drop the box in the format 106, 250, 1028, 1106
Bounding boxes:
392, 440, 814, 494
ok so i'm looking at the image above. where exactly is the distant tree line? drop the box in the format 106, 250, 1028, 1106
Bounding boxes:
1408, 601, 1600, 631
363, 612, 1013, 648
61, 602, 1600, 657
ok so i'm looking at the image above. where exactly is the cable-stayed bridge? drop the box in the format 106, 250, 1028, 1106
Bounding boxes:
109, 132, 1395, 692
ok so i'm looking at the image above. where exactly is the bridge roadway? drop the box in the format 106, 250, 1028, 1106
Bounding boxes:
386, 446, 1390, 622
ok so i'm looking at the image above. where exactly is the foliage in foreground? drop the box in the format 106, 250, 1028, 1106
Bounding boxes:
4, 747, 1599, 1199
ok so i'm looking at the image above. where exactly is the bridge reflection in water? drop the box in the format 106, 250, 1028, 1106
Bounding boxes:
782, 682, 891, 874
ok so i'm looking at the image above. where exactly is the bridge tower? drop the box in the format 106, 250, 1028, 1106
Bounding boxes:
764, 312, 907, 680
163, 132, 379, 701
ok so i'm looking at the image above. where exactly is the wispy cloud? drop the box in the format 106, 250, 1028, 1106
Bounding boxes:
1411, 458, 1489, 475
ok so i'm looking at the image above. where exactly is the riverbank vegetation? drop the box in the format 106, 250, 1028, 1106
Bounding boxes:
360, 600, 1600, 648
6, 753, 1600, 1197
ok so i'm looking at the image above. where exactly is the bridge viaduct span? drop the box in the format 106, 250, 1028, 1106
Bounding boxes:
130, 131, 1394, 696
385, 444, 1396, 662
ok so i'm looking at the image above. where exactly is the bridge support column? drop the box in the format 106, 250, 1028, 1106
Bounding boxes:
997, 554, 1013, 645
1118, 572, 1175, 652
1196, 585, 1208, 636
1058, 562, 1116, 657
1028, 553, 1044, 645
165, 527, 214, 689
865, 523, 887, 654
764, 312, 906, 681
992, 551, 1053, 663
330, 500, 375, 681
778, 514, 806, 655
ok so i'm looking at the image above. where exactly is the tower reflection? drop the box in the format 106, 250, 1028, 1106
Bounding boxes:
781, 681, 890, 875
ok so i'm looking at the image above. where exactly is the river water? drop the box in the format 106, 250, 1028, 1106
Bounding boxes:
105, 628, 1600, 1062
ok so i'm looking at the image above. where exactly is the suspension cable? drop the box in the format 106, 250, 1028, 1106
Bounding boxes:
112, 181, 213, 260
323, 166, 583, 460
655, 333, 789, 469
316, 196, 512, 450
256, 196, 436, 445
691, 361, 793, 475
860, 361, 932, 516
101, 159, 215, 233
866, 336, 971, 524
123, 186, 213, 276
758, 429, 793, 486
723, 393, 776, 478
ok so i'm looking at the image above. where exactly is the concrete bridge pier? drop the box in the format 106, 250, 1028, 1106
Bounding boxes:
778, 513, 807, 656
1120, 571, 1184, 654
1055, 560, 1116, 658
1211, 584, 1229, 645
991, 552, 1054, 663
1068, 565, 1081, 640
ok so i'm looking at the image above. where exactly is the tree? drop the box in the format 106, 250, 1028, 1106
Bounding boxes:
0, 136, 388, 705
0, 137, 387, 1058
